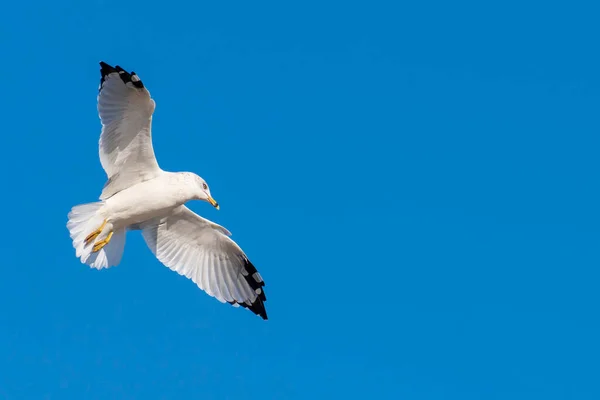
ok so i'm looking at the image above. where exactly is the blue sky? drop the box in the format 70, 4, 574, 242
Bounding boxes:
0, 0, 599, 398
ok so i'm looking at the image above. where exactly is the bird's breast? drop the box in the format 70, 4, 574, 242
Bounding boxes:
103, 178, 186, 229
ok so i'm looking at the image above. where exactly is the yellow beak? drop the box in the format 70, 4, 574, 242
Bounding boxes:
208, 196, 220, 210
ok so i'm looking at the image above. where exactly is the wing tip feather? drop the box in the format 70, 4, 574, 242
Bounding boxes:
99, 61, 145, 92
232, 257, 268, 320
230, 298, 268, 320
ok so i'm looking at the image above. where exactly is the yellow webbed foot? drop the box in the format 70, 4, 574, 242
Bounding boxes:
84, 219, 107, 245
92, 231, 113, 253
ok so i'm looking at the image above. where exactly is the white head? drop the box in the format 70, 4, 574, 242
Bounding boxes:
188, 173, 219, 210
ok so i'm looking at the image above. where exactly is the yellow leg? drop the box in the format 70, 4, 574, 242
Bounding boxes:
84, 219, 107, 245
92, 231, 113, 253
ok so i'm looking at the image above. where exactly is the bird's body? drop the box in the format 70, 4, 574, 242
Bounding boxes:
103, 172, 195, 230
66, 62, 268, 319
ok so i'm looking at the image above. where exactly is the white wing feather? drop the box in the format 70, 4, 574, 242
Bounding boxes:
140, 206, 268, 319
97, 63, 162, 200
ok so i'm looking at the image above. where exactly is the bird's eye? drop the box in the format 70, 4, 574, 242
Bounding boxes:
202, 183, 208, 190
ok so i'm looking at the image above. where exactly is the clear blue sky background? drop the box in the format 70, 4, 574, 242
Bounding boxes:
0, 1, 598, 399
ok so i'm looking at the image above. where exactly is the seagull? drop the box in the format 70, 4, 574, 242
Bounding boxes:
67, 62, 267, 320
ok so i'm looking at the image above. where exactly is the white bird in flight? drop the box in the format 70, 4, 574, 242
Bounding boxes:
67, 62, 268, 320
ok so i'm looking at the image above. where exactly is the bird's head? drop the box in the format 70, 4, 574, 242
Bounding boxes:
191, 174, 219, 210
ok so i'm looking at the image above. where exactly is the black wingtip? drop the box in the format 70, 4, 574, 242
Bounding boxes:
250, 300, 269, 320
99, 61, 116, 77
230, 258, 268, 320
98, 61, 145, 91
236, 298, 268, 320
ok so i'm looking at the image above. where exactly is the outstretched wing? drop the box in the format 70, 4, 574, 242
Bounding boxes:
97, 62, 162, 200
140, 206, 268, 320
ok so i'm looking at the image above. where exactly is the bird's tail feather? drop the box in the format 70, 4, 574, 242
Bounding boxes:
67, 201, 126, 269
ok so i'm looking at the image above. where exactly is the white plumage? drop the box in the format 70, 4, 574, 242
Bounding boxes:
67, 62, 267, 320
